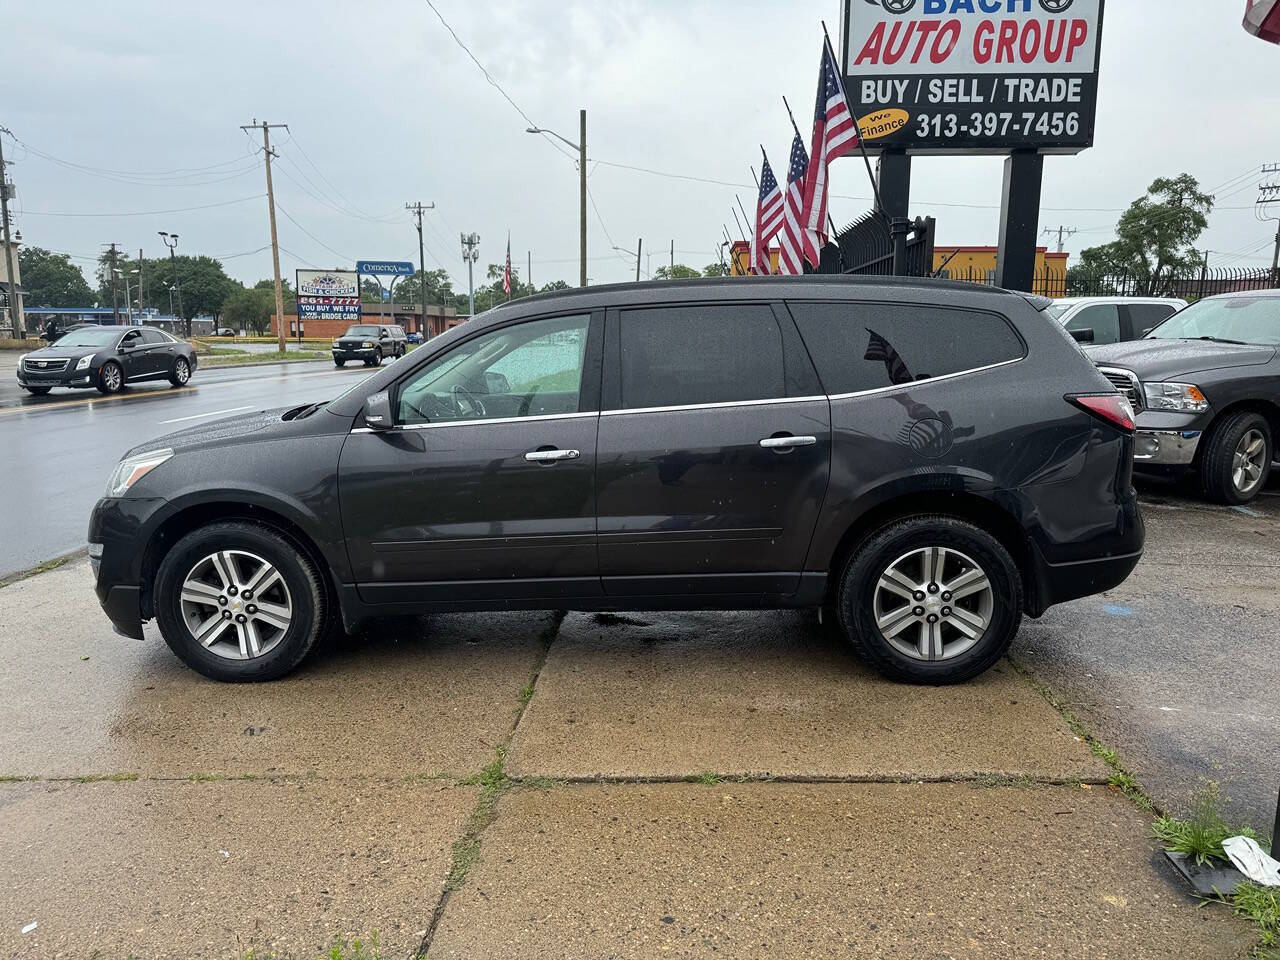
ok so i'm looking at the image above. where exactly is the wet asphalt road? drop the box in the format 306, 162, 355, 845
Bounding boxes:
0, 354, 372, 577
1, 348, 1276, 832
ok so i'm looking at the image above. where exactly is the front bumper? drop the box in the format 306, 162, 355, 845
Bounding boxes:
1134, 429, 1201, 466
332, 346, 376, 360
89, 495, 168, 640
17, 363, 95, 388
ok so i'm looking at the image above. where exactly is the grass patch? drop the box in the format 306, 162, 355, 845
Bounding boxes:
0, 774, 36, 782
688, 771, 723, 786
1234, 882, 1280, 951
201, 348, 328, 368
242, 935, 387, 960
71, 772, 139, 783
449, 748, 510, 891
1151, 781, 1260, 866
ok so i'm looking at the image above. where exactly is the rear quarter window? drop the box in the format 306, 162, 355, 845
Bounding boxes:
787, 301, 1026, 395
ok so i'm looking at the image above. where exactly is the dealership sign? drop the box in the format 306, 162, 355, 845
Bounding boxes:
841, 0, 1105, 155
296, 270, 361, 323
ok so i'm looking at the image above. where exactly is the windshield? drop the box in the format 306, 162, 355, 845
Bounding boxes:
342, 325, 381, 337
1145, 296, 1280, 346
1041, 303, 1071, 322
52, 327, 121, 347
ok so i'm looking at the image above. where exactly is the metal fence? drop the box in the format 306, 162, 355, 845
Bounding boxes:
814, 213, 936, 277
936, 265, 1278, 301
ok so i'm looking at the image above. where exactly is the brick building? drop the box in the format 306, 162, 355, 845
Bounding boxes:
270, 302, 461, 340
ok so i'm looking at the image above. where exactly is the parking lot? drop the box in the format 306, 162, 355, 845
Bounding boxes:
0, 473, 1273, 958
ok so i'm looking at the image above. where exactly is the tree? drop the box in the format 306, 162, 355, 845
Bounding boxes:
221, 286, 275, 335
653, 264, 700, 280
253, 278, 297, 317
1071, 174, 1214, 295
702, 262, 731, 277
394, 268, 455, 307
141, 255, 239, 325
17, 246, 93, 307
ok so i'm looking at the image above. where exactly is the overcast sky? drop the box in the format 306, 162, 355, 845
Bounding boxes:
8, 0, 1279, 295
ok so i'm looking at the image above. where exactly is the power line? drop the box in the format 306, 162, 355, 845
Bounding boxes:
275, 201, 357, 264
18, 194, 265, 217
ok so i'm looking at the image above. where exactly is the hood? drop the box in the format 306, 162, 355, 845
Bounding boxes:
126, 406, 297, 457
1084, 339, 1276, 381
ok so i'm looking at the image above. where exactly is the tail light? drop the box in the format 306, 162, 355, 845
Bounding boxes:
1067, 393, 1136, 432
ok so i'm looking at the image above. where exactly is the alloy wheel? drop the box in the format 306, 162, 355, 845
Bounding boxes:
1232, 429, 1267, 495
179, 550, 293, 661
102, 364, 122, 391
872, 546, 994, 662
175, 359, 189, 383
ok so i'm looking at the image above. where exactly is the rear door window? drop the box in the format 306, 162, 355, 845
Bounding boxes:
615, 304, 786, 409
787, 302, 1025, 395
1065, 304, 1121, 345
1125, 303, 1178, 338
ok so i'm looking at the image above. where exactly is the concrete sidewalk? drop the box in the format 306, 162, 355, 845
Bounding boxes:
0, 562, 1255, 958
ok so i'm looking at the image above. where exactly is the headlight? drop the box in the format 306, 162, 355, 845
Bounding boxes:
105, 449, 173, 497
362, 341, 373, 348
76, 355, 92, 371
1142, 382, 1208, 413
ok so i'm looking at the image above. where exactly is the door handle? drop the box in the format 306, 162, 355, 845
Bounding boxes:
524, 448, 581, 462
759, 435, 817, 449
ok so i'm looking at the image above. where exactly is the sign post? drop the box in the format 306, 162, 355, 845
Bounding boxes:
357, 261, 415, 329
841, 0, 1105, 290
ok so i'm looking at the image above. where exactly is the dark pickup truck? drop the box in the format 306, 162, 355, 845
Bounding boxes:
1087, 290, 1279, 504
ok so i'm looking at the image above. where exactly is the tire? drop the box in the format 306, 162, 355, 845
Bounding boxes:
837, 515, 1022, 685
168, 356, 191, 387
372, 349, 383, 366
334, 359, 345, 368
1199, 411, 1272, 505
22, 385, 52, 396
154, 521, 327, 682
97, 360, 124, 394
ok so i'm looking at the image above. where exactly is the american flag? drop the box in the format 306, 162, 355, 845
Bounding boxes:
503, 233, 512, 296
751, 151, 784, 275
800, 35, 859, 266
777, 132, 809, 276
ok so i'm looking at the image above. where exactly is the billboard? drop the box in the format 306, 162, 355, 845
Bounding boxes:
841, 0, 1105, 155
357, 260, 415, 276
296, 270, 361, 323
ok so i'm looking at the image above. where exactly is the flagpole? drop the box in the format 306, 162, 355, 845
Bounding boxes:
819, 21, 890, 231
730, 204, 749, 243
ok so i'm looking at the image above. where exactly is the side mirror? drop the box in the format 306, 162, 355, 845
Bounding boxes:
362, 390, 394, 431
1070, 328, 1095, 343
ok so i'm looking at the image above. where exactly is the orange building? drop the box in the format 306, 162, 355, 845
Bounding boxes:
933, 246, 1068, 297
729, 240, 780, 276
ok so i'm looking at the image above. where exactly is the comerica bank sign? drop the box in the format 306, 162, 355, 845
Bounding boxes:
842, 0, 1104, 154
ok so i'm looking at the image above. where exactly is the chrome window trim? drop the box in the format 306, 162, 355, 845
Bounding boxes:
600, 394, 826, 418
351, 410, 598, 434
825, 356, 1024, 402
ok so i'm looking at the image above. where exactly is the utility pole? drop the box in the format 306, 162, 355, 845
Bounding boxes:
1260, 165, 1280, 285
105, 243, 121, 322
1042, 225, 1077, 254
0, 128, 23, 337
158, 232, 186, 336
405, 201, 435, 335
635, 238, 643, 282
579, 109, 587, 288
461, 232, 480, 317
527, 250, 532, 296
242, 119, 288, 351
671, 239, 674, 271
137, 248, 145, 315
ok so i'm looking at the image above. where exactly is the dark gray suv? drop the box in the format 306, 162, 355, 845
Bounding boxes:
89, 277, 1144, 684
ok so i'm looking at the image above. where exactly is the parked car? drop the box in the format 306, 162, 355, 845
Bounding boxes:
213, 327, 237, 338
18, 325, 198, 395
1086, 290, 1279, 504
332, 323, 407, 367
90, 276, 1143, 684
406, 331, 424, 344
1044, 296, 1187, 345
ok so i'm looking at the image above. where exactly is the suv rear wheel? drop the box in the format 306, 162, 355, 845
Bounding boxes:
154, 521, 327, 682
1200, 411, 1272, 505
838, 516, 1022, 684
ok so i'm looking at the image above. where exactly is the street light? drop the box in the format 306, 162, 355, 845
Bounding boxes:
113, 268, 134, 324
525, 109, 587, 288
166, 283, 176, 322
158, 231, 187, 337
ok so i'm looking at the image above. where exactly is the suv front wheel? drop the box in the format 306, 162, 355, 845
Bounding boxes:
154, 521, 327, 682
838, 516, 1022, 684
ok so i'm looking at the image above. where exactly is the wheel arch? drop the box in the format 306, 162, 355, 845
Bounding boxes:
1195, 399, 1280, 465
140, 499, 340, 624
820, 490, 1033, 612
